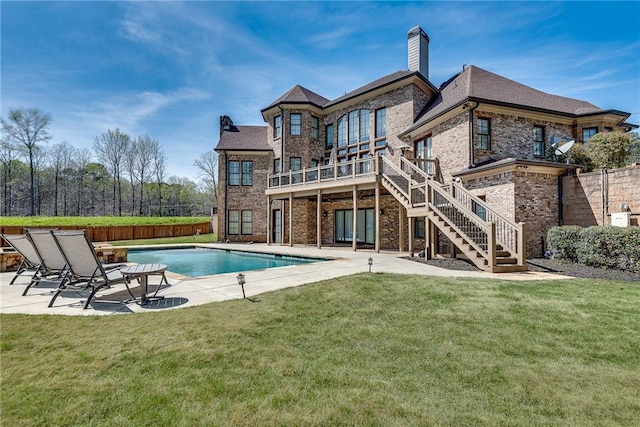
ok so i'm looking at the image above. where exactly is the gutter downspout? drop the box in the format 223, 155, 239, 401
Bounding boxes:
468, 101, 479, 168
279, 106, 285, 171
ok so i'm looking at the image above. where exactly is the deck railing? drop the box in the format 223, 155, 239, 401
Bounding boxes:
267, 157, 377, 189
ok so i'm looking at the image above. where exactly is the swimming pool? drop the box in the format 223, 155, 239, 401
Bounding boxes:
127, 247, 323, 277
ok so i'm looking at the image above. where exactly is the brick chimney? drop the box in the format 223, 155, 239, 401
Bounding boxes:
407, 26, 429, 79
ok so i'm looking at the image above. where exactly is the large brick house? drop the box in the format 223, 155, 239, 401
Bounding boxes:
215, 26, 634, 272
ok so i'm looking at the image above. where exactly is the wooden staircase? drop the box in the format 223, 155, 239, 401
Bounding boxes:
380, 156, 527, 273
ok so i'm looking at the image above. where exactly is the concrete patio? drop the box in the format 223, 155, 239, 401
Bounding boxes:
0, 243, 572, 316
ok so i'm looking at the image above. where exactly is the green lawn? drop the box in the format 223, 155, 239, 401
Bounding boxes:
2, 274, 639, 426
1, 216, 211, 227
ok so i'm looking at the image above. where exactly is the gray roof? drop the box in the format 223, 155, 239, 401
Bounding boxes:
262, 85, 330, 112
324, 70, 431, 107
215, 125, 270, 151
409, 65, 616, 132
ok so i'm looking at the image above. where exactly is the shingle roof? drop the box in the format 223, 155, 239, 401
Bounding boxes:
409, 65, 608, 132
262, 85, 330, 112
324, 70, 420, 107
215, 126, 270, 151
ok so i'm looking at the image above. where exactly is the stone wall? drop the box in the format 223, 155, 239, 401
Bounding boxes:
562, 164, 640, 227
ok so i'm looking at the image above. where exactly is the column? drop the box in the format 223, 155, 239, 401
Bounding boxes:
317, 189, 322, 249
289, 193, 293, 247
352, 186, 357, 251
266, 196, 271, 245
375, 181, 380, 253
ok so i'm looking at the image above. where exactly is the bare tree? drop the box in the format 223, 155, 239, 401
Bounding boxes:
93, 128, 130, 216
152, 143, 166, 216
1, 108, 52, 216
0, 138, 20, 216
131, 135, 159, 215
49, 141, 75, 216
194, 149, 218, 202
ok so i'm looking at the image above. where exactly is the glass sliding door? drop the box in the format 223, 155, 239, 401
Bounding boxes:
335, 208, 375, 244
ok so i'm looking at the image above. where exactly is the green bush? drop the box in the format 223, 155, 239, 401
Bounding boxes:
547, 225, 640, 272
576, 226, 640, 272
546, 225, 582, 262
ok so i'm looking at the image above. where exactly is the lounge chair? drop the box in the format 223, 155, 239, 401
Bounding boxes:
24, 229, 71, 296
49, 229, 133, 309
2, 233, 43, 285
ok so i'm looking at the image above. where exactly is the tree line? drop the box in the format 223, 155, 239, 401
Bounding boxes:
1, 107, 218, 217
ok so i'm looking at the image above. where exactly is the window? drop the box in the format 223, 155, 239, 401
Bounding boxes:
348, 110, 359, 145
274, 158, 281, 173
274, 115, 282, 138
228, 210, 240, 235
325, 124, 334, 149
228, 160, 252, 186
477, 118, 491, 150
241, 210, 253, 235
360, 109, 370, 142
533, 126, 545, 157
414, 136, 433, 174
311, 116, 319, 139
415, 217, 425, 239
375, 108, 386, 138
241, 161, 253, 185
290, 157, 302, 171
337, 116, 347, 147
228, 161, 240, 186
290, 113, 301, 136
582, 127, 597, 142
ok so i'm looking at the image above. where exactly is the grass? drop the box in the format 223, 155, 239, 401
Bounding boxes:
1, 216, 211, 227
2, 274, 639, 426
111, 233, 218, 246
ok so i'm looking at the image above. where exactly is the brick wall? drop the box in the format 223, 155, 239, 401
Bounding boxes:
562, 164, 640, 227
217, 152, 272, 242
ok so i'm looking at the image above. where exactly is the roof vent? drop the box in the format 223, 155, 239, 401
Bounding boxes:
407, 26, 429, 79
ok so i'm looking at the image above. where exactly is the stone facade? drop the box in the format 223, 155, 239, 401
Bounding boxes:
562, 164, 640, 227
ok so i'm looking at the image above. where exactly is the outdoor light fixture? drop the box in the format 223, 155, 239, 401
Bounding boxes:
368, 257, 373, 273
323, 210, 328, 218
237, 273, 246, 299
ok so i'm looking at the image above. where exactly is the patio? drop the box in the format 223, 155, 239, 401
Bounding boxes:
0, 243, 571, 316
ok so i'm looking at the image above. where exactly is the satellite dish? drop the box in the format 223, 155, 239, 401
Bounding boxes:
555, 140, 575, 155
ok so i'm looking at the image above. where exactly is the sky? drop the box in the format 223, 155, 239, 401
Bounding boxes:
2, 1, 639, 181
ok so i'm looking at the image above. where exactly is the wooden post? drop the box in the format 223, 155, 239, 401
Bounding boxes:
398, 205, 404, 252
352, 186, 358, 251
266, 196, 271, 245
518, 222, 526, 265
317, 190, 322, 249
488, 222, 496, 271
289, 193, 293, 247
375, 181, 381, 253
408, 217, 413, 254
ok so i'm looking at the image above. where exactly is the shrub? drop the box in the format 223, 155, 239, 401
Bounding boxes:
546, 225, 582, 261
586, 131, 635, 169
547, 226, 640, 272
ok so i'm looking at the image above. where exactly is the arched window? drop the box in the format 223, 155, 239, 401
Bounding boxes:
337, 116, 347, 147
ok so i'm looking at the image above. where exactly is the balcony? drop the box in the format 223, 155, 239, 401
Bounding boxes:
266, 157, 379, 196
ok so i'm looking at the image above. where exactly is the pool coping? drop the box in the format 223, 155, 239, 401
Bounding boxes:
0, 243, 573, 316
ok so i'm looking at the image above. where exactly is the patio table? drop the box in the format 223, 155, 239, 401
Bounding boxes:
120, 263, 167, 305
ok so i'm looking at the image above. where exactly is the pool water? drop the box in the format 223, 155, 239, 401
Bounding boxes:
127, 247, 321, 277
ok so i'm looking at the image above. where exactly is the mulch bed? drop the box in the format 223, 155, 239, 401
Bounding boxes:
405, 256, 640, 282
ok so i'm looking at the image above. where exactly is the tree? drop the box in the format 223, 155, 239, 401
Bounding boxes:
49, 141, 75, 216
93, 128, 131, 216
0, 138, 20, 216
194, 149, 218, 203
1, 107, 52, 215
152, 143, 166, 216
586, 131, 635, 169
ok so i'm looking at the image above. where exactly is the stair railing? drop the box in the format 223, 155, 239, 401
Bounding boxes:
380, 156, 412, 204
448, 182, 525, 264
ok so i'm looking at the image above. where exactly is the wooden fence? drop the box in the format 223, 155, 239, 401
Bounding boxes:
0, 222, 212, 247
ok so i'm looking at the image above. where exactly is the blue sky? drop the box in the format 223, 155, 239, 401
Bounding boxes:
2, 1, 639, 181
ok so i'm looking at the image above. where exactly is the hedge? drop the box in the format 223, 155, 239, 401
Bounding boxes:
547, 225, 640, 273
